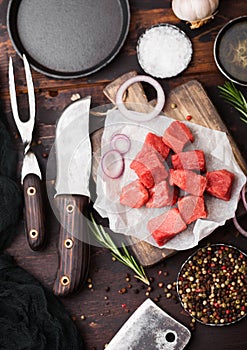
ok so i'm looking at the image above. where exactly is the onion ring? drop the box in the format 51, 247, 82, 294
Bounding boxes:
241, 184, 247, 211
233, 216, 247, 237
101, 149, 124, 179
110, 133, 131, 154
233, 183, 247, 237
115, 75, 165, 122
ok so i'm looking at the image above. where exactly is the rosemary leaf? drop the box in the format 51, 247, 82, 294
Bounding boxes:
218, 81, 247, 124
88, 213, 150, 286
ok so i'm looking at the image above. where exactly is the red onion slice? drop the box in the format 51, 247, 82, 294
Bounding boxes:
241, 185, 247, 211
110, 133, 131, 154
233, 216, 247, 237
233, 183, 247, 237
115, 75, 165, 122
101, 149, 124, 179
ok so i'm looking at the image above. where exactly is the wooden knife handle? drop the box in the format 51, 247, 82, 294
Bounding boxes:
23, 174, 46, 251
53, 194, 90, 297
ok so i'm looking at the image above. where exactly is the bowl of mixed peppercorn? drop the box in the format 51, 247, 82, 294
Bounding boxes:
177, 244, 247, 326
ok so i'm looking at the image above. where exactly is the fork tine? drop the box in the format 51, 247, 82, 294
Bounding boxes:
8, 57, 21, 132
23, 54, 35, 131
8, 56, 36, 148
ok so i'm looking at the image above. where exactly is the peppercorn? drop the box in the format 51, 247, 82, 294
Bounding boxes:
118, 288, 127, 294
185, 115, 192, 121
177, 244, 247, 325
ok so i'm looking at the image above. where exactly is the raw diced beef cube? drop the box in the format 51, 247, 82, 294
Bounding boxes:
178, 195, 207, 225
206, 169, 235, 201
162, 120, 194, 153
170, 169, 207, 196
144, 132, 170, 159
172, 150, 206, 172
147, 208, 187, 246
130, 159, 154, 188
130, 147, 168, 188
120, 180, 149, 208
146, 181, 178, 208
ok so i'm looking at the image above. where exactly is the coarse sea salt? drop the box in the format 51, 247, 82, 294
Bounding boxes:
137, 24, 193, 78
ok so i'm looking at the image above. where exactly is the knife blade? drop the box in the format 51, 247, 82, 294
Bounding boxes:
53, 97, 91, 296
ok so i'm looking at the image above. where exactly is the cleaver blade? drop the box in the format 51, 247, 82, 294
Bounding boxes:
106, 299, 191, 350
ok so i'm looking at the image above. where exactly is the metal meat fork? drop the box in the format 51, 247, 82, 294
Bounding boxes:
9, 55, 45, 251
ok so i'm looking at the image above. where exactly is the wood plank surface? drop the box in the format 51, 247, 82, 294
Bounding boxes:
1, 0, 247, 349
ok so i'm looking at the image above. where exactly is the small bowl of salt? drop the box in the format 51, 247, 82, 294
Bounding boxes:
137, 23, 193, 79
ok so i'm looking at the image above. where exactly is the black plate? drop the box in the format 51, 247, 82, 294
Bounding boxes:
7, 0, 130, 79
214, 16, 247, 86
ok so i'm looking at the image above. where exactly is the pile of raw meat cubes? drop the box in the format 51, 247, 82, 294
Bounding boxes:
120, 121, 235, 246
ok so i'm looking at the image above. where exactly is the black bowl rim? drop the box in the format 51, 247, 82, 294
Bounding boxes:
214, 15, 247, 86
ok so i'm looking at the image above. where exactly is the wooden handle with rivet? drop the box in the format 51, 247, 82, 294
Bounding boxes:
23, 173, 46, 251
53, 194, 90, 297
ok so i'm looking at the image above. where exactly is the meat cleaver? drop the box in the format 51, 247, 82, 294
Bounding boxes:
53, 97, 91, 296
106, 299, 191, 350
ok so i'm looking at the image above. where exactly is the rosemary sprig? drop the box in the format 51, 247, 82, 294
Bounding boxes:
218, 81, 247, 124
88, 213, 150, 286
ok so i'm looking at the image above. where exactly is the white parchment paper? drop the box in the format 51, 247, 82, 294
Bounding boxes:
94, 109, 246, 250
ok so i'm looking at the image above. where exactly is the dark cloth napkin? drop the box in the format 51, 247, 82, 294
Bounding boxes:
0, 254, 84, 350
0, 118, 22, 251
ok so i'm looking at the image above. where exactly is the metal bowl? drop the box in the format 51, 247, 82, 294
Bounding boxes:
177, 244, 247, 326
214, 16, 247, 86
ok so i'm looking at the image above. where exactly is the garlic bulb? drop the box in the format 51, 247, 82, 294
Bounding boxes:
172, 0, 219, 29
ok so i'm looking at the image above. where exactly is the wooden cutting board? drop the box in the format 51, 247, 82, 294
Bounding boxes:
91, 71, 247, 267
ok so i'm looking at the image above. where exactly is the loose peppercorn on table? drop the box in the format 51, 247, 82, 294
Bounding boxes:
1, 1, 247, 349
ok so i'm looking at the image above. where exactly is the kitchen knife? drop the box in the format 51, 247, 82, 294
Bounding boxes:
53, 97, 91, 296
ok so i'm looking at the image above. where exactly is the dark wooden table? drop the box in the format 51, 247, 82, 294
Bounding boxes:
1, 1, 247, 349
